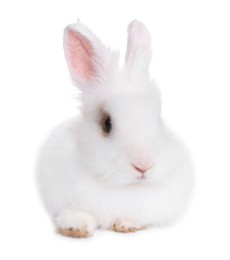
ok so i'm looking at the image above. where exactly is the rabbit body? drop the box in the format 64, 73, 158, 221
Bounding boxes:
36, 20, 193, 237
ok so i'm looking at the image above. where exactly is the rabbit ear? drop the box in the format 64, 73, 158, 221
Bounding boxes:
125, 20, 152, 73
64, 22, 106, 87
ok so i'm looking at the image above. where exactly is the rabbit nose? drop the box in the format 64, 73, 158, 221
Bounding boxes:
132, 163, 152, 176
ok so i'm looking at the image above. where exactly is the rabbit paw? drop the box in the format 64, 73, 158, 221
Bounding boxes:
111, 220, 144, 233
55, 209, 96, 238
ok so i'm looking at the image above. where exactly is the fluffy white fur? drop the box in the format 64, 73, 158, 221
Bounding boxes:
36, 20, 194, 236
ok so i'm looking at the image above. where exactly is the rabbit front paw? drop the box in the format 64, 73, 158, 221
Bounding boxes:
55, 209, 96, 238
111, 220, 145, 233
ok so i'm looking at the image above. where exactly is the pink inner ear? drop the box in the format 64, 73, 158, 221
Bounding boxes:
65, 28, 96, 81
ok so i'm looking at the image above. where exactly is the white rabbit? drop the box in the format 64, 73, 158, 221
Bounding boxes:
36, 20, 194, 238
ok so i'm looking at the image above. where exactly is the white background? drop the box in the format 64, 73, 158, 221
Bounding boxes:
0, 0, 230, 259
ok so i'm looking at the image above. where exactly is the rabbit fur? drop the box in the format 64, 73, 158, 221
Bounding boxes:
36, 20, 194, 238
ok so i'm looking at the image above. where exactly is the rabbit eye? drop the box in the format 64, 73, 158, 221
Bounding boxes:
103, 115, 112, 134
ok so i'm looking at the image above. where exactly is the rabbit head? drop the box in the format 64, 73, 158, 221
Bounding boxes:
64, 20, 178, 187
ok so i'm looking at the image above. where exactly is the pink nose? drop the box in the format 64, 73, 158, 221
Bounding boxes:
133, 163, 151, 176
